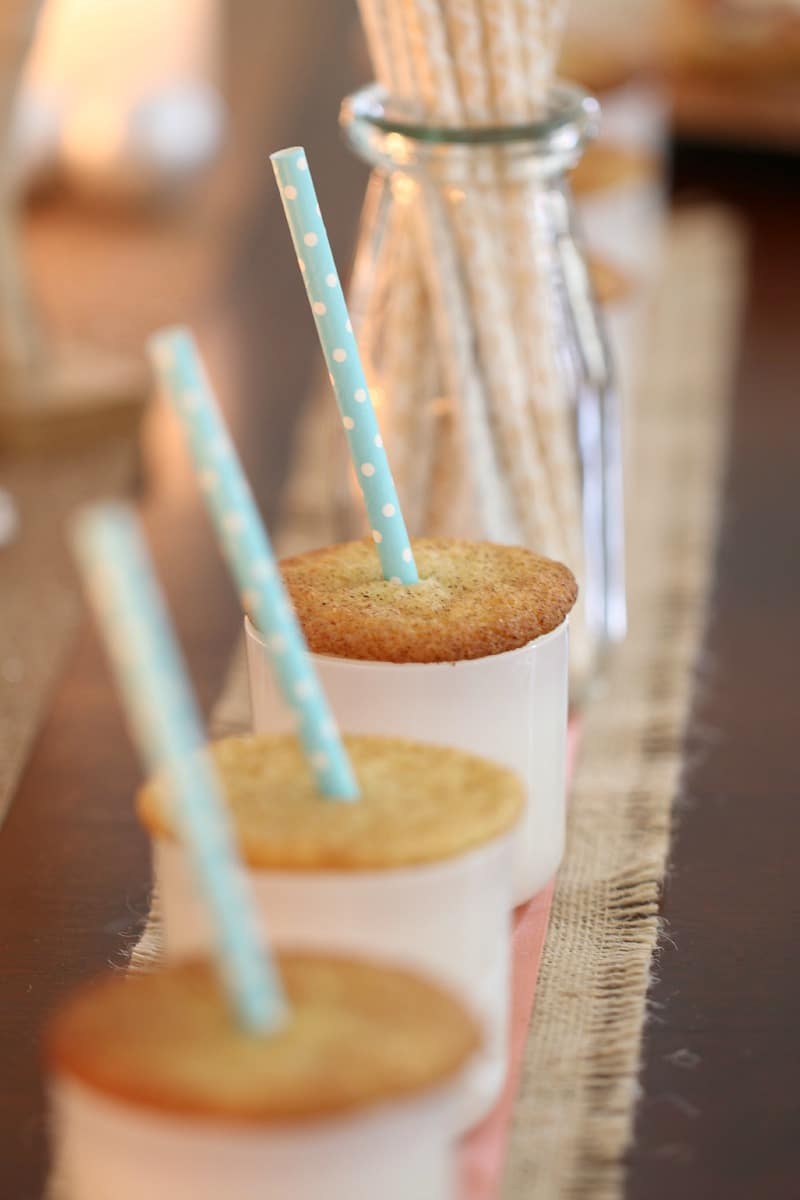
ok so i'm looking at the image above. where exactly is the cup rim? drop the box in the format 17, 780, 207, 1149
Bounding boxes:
340, 80, 598, 147
154, 818, 518, 877
244, 614, 569, 671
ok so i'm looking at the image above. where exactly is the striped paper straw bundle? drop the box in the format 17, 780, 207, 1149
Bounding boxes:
350, 0, 599, 675
148, 327, 358, 801
355, 4, 515, 541
72, 505, 285, 1033
270, 147, 419, 587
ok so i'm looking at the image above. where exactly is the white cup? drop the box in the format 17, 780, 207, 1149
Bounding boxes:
245, 615, 569, 906
51, 1070, 461, 1200
154, 830, 514, 1131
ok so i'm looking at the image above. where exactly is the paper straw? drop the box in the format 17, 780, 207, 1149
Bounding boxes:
270, 147, 419, 586
148, 327, 359, 801
72, 504, 285, 1034
485, 0, 529, 119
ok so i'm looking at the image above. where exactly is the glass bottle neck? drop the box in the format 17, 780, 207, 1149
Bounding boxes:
340, 81, 600, 182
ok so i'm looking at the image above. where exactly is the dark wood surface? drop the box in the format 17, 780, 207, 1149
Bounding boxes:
1, 6, 799, 1197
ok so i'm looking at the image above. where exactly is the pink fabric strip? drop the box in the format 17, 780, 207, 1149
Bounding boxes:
459, 721, 581, 1198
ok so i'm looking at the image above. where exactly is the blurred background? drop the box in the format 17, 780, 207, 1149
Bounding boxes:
2, 0, 798, 728
0, 0, 798, 789
1, 0, 799, 827
0, 0, 797, 523
0, 5, 798, 1198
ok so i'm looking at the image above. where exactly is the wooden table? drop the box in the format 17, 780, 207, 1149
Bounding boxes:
0, 6, 799, 1196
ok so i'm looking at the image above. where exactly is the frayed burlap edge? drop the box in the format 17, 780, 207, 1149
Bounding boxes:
501, 206, 746, 1199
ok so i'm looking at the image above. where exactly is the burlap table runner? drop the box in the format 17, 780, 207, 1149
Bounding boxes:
503, 205, 744, 1198
52, 204, 744, 1200
203, 206, 744, 1200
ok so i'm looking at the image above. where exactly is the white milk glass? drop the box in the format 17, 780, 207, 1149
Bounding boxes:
51, 1074, 459, 1200
577, 79, 667, 286
154, 831, 514, 1131
245, 615, 569, 906
575, 77, 668, 451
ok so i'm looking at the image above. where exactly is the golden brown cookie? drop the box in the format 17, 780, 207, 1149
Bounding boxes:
138, 733, 524, 869
46, 955, 480, 1122
279, 538, 577, 664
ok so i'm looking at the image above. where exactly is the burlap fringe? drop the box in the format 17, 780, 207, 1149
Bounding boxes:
502, 206, 745, 1199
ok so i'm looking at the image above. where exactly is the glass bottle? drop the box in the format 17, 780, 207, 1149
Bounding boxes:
338, 81, 626, 685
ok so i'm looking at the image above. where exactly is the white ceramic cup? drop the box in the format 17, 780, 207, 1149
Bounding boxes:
244, 615, 569, 906
154, 830, 514, 1131
51, 1072, 461, 1200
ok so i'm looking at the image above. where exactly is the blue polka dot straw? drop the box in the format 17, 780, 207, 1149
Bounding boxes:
71, 504, 285, 1034
270, 147, 419, 586
147, 327, 359, 802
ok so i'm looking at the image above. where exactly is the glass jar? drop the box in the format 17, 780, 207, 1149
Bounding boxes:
338, 82, 626, 685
